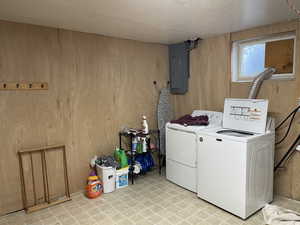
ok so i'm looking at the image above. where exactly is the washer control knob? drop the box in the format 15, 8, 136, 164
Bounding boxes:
199, 137, 203, 142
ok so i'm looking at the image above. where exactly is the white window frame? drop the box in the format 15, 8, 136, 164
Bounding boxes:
231, 32, 296, 82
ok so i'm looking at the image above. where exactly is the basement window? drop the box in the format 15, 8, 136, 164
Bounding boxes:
231, 32, 296, 82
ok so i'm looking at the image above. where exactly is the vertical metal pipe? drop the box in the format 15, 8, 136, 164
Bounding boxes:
130, 134, 134, 184
18, 153, 28, 210
119, 132, 122, 149
30, 153, 37, 205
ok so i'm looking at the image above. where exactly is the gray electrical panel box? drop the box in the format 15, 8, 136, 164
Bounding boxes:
168, 42, 189, 94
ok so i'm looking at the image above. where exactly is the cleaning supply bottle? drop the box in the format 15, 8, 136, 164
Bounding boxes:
86, 172, 102, 199
142, 137, 147, 153
132, 137, 138, 152
119, 149, 128, 168
114, 148, 128, 168
136, 137, 143, 154
142, 115, 149, 134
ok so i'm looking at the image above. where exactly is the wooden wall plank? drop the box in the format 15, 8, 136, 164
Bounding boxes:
0, 20, 168, 215
265, 39, 294, 74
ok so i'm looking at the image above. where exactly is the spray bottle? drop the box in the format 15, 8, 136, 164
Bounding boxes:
142, 115, 149, 134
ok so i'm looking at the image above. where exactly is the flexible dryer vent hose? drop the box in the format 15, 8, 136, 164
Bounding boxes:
248, 68, 276, 99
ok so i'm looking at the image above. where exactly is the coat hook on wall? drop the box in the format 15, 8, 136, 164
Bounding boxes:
166, 80, 170, 89
153, 80, 160, 93
0, 82, 48, 91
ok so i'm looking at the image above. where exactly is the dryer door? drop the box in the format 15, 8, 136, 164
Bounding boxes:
166, 127, 197, 167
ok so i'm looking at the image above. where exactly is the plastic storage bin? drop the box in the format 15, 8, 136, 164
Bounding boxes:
116, 167, 129, 189
96, 165, 116, 193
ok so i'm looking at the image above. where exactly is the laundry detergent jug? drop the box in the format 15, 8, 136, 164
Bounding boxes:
86, 175, 102, 199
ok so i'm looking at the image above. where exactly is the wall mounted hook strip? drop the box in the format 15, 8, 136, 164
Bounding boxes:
0, 82, 48, 90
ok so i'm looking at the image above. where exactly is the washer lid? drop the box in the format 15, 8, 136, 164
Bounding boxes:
223, 98, 269, 134
216, 129, 254, 137
198, 127, 267, 143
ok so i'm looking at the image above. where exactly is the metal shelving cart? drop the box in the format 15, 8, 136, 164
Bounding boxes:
118, 129, 162, 184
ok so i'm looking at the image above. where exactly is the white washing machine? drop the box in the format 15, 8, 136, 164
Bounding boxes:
197, 99, 275, 219
166, 111, 223, 192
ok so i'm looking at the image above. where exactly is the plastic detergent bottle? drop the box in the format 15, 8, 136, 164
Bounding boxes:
142, 115, 149, 134
132, 137, 138, 152
136, 137, 143, 154
142, 137, 147, 153
86, 174, 102, 199
114, 148, 128, 168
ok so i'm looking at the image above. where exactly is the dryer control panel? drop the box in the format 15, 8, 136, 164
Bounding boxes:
223, 98, 268, 134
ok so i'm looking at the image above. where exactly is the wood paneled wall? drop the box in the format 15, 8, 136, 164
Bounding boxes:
231, 20, 300, 199
173, 20, 300, 199
0, 20, 168, 215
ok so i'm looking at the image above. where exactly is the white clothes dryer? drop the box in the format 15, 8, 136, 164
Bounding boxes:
166, 111, 223, 192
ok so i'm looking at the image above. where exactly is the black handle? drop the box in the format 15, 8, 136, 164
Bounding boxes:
216, 138, 222, 142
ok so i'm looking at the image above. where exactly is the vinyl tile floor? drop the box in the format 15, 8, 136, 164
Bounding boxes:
1, 170, 300, 225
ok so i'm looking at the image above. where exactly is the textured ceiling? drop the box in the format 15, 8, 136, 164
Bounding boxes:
0, 0, 297, 44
